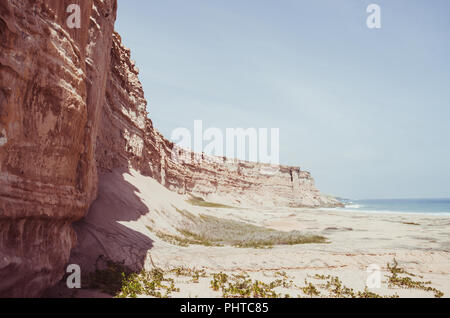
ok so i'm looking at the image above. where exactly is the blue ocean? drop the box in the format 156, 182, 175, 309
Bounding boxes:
335, 198, 450, 216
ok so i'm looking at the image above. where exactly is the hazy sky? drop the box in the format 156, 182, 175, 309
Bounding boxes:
115, 0, 450, 199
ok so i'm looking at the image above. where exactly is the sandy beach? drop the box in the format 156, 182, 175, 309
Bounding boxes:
48, 170, 450, 298
149, 207, 450, 298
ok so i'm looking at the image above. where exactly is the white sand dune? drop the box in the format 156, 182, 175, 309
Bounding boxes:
50, 168, 450, 298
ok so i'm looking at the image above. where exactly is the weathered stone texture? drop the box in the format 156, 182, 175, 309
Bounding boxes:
0, 0, 339, 297
0, 0, 117, 297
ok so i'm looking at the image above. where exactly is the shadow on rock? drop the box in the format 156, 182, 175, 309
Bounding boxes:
45, 167, 154, 297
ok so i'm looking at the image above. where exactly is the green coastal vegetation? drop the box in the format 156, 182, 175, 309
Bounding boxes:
147, 210, 327, 249
186, 195, 233, 209
83, 258, 444, 298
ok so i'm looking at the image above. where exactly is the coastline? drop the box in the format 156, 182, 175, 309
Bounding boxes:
47, 173, 450, 298
323, 207, 450, 217
159, 206, 450, 298
45, 170, 449, 298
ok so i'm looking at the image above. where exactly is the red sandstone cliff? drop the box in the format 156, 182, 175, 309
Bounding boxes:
98, 32, 340, 209
0, 0, 117, 297
0, 0, 340, 297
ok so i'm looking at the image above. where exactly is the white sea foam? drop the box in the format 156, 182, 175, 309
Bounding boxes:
345, 204, 363, 209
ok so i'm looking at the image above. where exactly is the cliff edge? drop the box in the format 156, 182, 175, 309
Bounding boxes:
0, 0, 340, 297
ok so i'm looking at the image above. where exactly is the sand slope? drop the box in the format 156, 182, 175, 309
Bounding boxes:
49, 168, 450, 298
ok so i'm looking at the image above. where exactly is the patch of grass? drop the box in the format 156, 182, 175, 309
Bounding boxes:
155, 232, 191, 247
322, 276, 358, 298
173, 206, 197, 222
301, 281, 321, 298
182, 214, 328, 248
147, 211, 327, 249
85, 259, 179, 298
387, 259, 444, 298
186, 195, 233, 208
85, 261, 443, 298
210, 272, 286, 298
402, 222, 420, 226
118, 268, 179, 298
309, 274, 398, 298
169, 267, 207, 283
177, 228, 222, 247
146, 225, 191, 247
305, 259, 444, 298
147, 225, 223, 247
313, 274, 331, 280
210, 273, 229, 292
274, 271, 290, 278
356, 287, 386, 298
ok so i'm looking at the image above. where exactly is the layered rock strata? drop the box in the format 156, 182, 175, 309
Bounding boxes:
0, 0, 340, 297
0, 0, 117, 297
97, 33, 339, 208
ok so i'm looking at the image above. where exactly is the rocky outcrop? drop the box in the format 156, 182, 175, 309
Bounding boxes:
0, 0, 339, 297
97, 33, 341, 208
0, 0, 117, 297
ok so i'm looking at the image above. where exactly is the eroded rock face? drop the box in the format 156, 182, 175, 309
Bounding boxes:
97, 33, 341, 208
0, 0, 339, 297
0, 0, 117, 297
